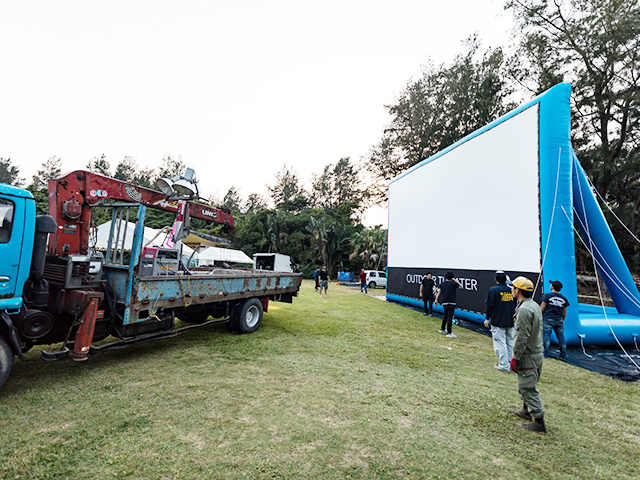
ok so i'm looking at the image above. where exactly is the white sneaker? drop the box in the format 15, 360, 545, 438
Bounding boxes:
438, 329, 447, 334
446, 333, 457, 338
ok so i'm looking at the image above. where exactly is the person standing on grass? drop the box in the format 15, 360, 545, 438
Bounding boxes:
359, 269, 368, 294
484, 270, 516, 372
540, 280, 569, 361
435, 271, 462, 338
318, 265, 330, 298
313, 267, 320, 291
419, 272, 436, 316
509, 276, 547, 434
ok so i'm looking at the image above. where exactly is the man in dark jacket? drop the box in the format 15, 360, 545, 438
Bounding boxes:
435, 271, 462, 338
509, 276, 546, 434
419, 272, 436, 316
484, 271, 517, 372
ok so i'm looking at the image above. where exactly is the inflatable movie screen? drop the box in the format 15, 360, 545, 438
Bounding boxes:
387, 83, 640, 347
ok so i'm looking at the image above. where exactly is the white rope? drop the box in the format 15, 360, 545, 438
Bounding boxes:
579, 336, 594, 359
573, 173, 640, 371
584, 169, 640, 245
570, 209, 640, 309
534, 148, 563, 295
634, 335, 639, 353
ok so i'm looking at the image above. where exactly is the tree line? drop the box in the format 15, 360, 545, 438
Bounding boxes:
2, 0, 639, 275
0, 153, 386, 278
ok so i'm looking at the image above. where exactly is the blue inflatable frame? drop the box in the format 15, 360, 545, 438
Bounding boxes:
387, 83, 640, 346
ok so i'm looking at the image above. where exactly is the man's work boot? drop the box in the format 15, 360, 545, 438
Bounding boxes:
518, 416, 547, 434
509, 403, 532, 421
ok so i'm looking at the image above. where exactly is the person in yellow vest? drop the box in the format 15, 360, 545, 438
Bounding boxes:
509, 276, 546, 433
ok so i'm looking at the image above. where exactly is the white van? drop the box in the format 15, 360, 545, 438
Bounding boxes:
364, 270, 387, 289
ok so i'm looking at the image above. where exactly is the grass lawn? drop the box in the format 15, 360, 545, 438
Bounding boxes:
1, 280, 639, 480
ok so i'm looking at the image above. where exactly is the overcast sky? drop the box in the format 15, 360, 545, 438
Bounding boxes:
0, 0, 512, 226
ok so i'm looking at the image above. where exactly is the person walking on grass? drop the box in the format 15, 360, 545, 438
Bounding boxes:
318, 265, 330, 298
509, 276, 547, 434
419, 272, 436, 316
435, 271, 462, 338
359, 269, 368, 294
313, 267, 320, 291
541, 280, 569, 361
484, 270, 516, 372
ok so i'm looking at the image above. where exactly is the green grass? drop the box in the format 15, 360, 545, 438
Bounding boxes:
1, 280, 639, 479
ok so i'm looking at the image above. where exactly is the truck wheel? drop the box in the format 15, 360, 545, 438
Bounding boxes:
0, 335, 14, 389
230, 298, 263, 334
368, 281, 376, 289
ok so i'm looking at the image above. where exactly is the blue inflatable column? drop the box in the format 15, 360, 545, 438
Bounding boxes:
572, 153, 640, 316
538, 83, 580, 339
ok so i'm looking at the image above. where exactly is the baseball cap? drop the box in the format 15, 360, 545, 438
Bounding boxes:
549, 280, 563, 290
511, 276, 534, 292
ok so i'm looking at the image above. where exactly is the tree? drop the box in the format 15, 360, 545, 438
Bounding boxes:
222, 186, 243, 214
244, 193, 267, 214
325, 223, 351, 275
364, 36, 513, 201
507, 0, 640, 264
114, 156, 155, 188
267, 210, 289, 253
350, 227, 388, 270
114, 156, 138, 183
232, 209, 270, 255
0, 158, 24, 186
30, 156, 62, 191
267, 164, 307, 208
310, 157, 365, 213
86, 154, 111, 176
156, 155, 188, 180
305, 215, 328, 265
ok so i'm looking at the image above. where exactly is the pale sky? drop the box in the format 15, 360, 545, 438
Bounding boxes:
0, 0, 512, 226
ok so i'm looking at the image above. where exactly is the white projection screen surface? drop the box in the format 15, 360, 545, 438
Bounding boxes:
387, 105, 542, 311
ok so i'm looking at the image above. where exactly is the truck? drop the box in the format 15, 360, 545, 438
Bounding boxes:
0, 170, 302, 389
253, 253, 293, 273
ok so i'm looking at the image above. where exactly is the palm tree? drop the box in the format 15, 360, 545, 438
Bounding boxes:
305, 216, 328, 265
326, 223, 351, 275
350, 226, 387, 269
267, 210, 288, 253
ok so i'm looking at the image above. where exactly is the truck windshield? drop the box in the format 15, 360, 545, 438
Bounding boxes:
0, 199, 14, 244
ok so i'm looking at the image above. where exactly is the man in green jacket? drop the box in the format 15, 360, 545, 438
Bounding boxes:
508, 276, 547, 433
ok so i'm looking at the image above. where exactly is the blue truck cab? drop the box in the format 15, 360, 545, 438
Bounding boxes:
0, 183, 36, 313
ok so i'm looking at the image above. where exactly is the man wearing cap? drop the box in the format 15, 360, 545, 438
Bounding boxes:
509, 276, 546, 433
540, 280, 569, 360
484, 271, 517, 372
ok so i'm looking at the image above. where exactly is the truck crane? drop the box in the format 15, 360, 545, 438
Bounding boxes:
0, 170, 302, 390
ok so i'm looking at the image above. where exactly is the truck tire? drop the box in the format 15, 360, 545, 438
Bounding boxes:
230, 298, 263, 334
368, 281, 377, 289
0, 335, 14, 389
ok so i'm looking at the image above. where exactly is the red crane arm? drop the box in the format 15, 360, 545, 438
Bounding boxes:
47, 170, 234, 255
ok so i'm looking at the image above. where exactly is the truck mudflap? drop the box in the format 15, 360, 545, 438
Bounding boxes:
1, 311, 24, 360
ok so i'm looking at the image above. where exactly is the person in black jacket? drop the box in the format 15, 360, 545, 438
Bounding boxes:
484, 271, 517, 372
435, 271, 462, 338
419, 272, 436, 316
